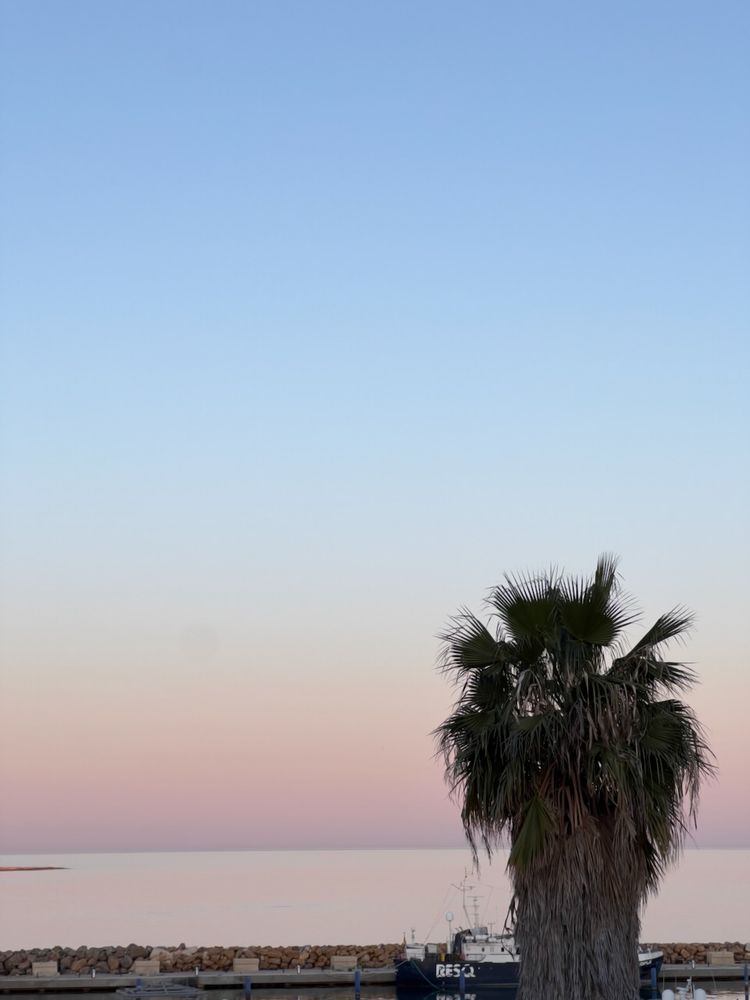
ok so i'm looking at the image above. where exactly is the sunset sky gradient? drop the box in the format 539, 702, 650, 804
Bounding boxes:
1, 0, 748, 852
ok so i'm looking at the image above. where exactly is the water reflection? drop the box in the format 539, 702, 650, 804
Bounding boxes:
1, 988, 743, 1000
391, 989, 745, 1000
157, 987, 744, 1000
204, 989, 745, 1000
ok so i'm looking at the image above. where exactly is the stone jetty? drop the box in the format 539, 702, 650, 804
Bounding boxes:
1, 942, 749, 976
658, 941, 750, 965
0, 943, 403, 976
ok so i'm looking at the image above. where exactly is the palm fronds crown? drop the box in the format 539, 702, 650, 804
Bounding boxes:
436, 555, 713, 893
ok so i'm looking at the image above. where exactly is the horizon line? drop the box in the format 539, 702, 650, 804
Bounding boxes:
3, 844, 748, 857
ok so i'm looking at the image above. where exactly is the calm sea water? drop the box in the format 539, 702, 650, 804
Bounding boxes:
0, 849, 748, 951
0, 991, 746, 1000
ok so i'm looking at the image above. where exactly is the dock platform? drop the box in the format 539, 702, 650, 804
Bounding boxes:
0, 964, 745, 992
0, 969, 394, 993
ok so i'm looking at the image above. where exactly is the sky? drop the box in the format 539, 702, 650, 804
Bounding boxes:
0, 1, 748, 854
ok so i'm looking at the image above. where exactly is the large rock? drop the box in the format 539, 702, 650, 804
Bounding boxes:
149, 948, 175, 971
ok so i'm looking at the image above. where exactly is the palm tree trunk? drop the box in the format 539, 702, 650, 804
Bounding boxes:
513, 826, 642, 1000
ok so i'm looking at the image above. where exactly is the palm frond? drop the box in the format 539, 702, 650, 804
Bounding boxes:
557, 587, 637, 646
487, 571, 559, 651
609, 654, 698, 694
625, 607, 695, 656
593, 552, 620, 595
558, 557, 638, 647
509, 793, 555, 869
438, 609, 512, 676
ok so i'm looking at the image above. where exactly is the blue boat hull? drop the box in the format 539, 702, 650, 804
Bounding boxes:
395, 953, 663, 991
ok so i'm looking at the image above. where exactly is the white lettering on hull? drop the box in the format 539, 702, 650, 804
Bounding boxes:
435, 964, 476, 978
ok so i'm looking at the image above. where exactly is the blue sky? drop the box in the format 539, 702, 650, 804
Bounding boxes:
1, 1, 748, 850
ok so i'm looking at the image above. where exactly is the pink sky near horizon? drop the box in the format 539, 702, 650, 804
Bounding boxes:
1, 591, 747, 854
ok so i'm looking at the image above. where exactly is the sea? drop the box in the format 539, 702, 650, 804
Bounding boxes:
1, 849, 748, 998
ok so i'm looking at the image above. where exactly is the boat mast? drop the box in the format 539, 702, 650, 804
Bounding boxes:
455, 871, 482, 931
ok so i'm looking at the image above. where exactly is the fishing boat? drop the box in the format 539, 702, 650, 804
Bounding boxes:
395, 878, 663, 991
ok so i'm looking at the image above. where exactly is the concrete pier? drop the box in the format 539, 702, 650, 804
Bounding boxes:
0, 968, 393, 992
0, 964, 746, 992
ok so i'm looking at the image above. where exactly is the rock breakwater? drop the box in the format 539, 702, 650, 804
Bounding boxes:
657, 942, 750, 965
1, 942, 750, 975
0, 943, 404, 976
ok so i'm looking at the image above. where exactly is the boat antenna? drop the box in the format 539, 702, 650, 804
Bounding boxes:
455, 876, 481, 930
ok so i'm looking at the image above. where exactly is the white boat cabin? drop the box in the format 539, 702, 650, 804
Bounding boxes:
459, 927, 519, 964
404, 927, 519, 965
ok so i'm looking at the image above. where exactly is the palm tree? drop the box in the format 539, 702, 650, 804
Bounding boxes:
436, 555, 713, 1000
